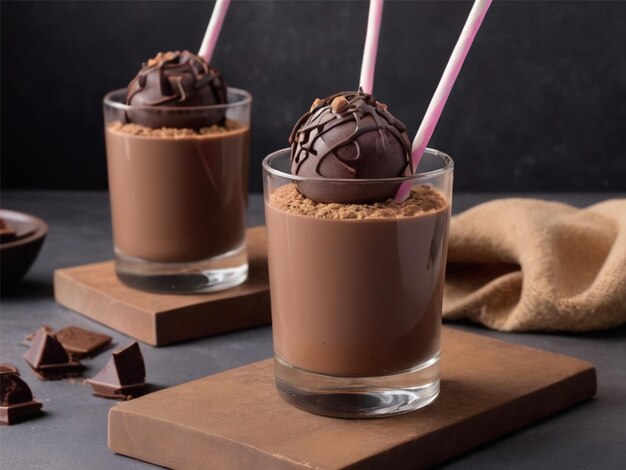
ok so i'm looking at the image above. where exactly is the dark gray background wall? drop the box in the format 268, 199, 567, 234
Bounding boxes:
2, 0, 625, 193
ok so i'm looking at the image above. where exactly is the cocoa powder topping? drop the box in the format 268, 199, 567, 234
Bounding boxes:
269, 183, 447, 220
107, 119, 244, 138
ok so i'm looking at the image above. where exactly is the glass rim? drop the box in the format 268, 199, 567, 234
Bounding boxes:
262, 148, 454, 183
103, 86, 252, 112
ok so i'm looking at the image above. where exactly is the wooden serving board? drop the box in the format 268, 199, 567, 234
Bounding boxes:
54, 227, 270, 346
108, 327, 596, 469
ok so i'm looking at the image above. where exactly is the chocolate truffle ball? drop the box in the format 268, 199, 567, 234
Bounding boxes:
289, 89, 412, 204
125, 51, 228, 129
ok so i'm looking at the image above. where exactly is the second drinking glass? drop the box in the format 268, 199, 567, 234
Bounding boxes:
104, 87, 252, 293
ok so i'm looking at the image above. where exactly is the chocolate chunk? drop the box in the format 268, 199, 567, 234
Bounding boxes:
23, 328, 84, 380
0, 364, 42, 425
0, 218, 17, 243
52, 325, 112, 359
125, 50, 228, 129
289, 89, 412, 204
87, 342, 146, 400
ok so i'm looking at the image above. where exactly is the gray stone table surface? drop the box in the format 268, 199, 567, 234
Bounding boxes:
1, 191, 625, 470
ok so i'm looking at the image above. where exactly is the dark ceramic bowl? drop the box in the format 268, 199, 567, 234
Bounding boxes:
1, 209, 48, 289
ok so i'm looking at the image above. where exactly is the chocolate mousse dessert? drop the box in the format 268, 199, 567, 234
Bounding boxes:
104, 51, 250, 292
264, 90, 452, 416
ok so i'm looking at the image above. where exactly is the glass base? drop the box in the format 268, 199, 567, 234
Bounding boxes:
274, 353, 440, 418
114, 245, 248, 294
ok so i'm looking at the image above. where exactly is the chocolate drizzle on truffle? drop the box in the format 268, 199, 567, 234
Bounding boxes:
289, 89, 412, 203
125, 51, 228, 129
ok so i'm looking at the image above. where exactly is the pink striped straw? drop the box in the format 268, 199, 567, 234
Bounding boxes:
359, 0, 384, 94
198, 0, 232, 64
394, 0, 493, 202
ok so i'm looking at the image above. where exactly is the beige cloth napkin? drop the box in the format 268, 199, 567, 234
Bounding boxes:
443, 198, 626, 332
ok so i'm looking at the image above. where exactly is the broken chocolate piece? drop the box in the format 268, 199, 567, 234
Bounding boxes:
23, 328, 84, 380
0, 364, 43, 425
52, 325, 112, 359
0, 218, 17, 243
87, 342, 146, 399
